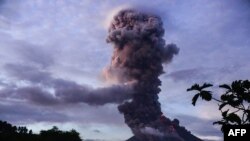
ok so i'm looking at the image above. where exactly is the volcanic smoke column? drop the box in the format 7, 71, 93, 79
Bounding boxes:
105, 9, 179, 139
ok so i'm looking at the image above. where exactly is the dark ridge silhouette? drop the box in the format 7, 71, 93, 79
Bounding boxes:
0, 120, 82, 141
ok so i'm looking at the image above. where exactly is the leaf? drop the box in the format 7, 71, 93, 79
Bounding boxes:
243, 80, 250, 88
219, 84, 231, 90
200, 91, 212, 101
200, 83, 213, 89
187, 84, 200, 91
228, 97, 242, 107
227, 113, 241, 125
213, 121, 225, 125
187, 83, 212, 92
192, 94, 200, 106
222, 110, 229, 118
245, 110, 250, 121
221, 94, 229, 101
219, 103, 227, 110
231, 80, 244, 94
243, 93, 250, 103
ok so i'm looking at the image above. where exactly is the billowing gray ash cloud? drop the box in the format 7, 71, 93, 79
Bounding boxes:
0, 63, 134, 106
104, 9, 187, 141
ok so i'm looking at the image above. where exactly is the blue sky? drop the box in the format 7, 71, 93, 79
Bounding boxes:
0, 0, 249, 141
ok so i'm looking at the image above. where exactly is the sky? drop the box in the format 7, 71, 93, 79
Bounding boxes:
0, 0, 250, 141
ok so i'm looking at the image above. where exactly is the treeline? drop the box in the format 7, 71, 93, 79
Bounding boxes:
0, 120, 82, 141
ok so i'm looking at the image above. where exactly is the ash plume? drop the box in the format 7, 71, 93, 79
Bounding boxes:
104, 9, 186, 141
1, 63, 134, 106
0, 82, 133, 106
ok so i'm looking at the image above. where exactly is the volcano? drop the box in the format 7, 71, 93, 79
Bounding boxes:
126, 116, 202, 141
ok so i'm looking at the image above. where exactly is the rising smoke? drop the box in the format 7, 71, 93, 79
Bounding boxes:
0, 84, 133, 106
0, 63, 134, 106
104, 9, 181, 140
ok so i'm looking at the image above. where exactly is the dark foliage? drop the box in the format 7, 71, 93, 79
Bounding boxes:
0, 120, 82, 141
187, 80, 250, 132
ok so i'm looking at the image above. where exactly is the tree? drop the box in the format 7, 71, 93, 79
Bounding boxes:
17, 126, 28, 134
187, 80, 250, 131
0, 120, 82, 141
0, 121, 17, 133
40, 126, 82, 141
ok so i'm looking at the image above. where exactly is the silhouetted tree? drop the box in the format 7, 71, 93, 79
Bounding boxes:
187, 80, 250, 131
40, 126, 81, 141
17, 126, 28, 134
0, 120, 82, 141
0, 121, 17, 133
29, 130, 33, 135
